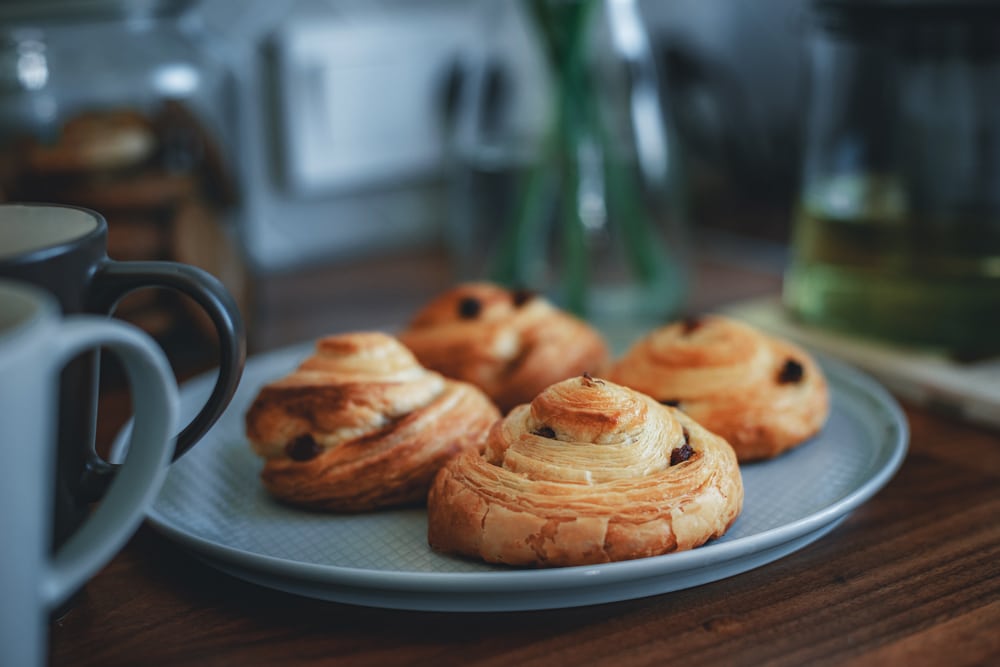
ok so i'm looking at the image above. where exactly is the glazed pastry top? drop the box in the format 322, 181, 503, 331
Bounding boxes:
427, 374, 743, 566
609, 315, 829, 460
247, 332, 447, 460
399, 282, 610, 412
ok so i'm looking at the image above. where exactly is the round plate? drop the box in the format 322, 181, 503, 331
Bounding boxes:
126, 342, 908, 611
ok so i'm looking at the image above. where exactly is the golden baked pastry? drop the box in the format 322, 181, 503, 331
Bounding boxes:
398, 282, 610, 412
26, 110, 156, 172
608, 315, 829, 461
427, 374, 743, 567
245, 332, 500, 512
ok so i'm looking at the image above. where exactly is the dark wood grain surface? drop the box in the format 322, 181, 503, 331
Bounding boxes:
49, 252, 1000, 667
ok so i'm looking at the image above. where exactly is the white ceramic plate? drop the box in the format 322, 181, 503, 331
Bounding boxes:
126, 342, 908, 612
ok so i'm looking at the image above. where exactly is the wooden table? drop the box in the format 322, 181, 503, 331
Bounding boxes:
49, 250, 1000, 666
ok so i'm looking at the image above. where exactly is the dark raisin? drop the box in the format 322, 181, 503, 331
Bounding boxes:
777, 358, 804, 384
457, 296, 481, 319
285, 434, 322, 461
670, 442, 694, 466
511, 288, 535, 307
681, 316, 703, 334
581, 372, 604, 387
659, 398, 681, 407
532, 426, 556, 438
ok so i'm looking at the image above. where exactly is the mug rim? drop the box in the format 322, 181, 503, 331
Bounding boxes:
0, 202, 107, 267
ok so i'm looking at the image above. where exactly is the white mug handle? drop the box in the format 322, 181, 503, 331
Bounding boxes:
39, 316, 179, 609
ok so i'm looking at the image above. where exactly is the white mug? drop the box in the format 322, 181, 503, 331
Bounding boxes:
0, 280, 179, 667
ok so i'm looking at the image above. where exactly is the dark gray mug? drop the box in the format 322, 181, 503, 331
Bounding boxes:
0, 203, 245, 551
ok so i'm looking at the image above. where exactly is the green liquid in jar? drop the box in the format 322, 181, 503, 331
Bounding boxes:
784, 203, 1000, 357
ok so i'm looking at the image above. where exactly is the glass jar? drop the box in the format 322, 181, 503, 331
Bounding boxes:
784, 0, 1000, 357
447, 0, 689, 350
0, 0, 243, 372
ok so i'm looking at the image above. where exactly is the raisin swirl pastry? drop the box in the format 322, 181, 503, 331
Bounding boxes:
398, 282, 610, 412
608, 315, 829, 461
427, 374, 743, 567
245, 332, 500, 512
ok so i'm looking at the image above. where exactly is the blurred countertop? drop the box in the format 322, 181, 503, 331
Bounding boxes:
246, 232, 786, 354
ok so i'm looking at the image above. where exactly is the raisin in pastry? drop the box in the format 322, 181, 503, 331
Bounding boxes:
427, 375, 743, 567
398, 282, 610, 412
245, 332, 500, 511
609, 315, 829, 461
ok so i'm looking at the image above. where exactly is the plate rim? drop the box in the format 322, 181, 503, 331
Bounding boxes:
189, 517, 850, 612
138, 345, 909, 597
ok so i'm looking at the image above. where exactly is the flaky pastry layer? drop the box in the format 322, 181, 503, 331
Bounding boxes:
609, 315, 829, 460
398, 282, 610, 412
245, 332, 500, 511
427, 375, 743, 567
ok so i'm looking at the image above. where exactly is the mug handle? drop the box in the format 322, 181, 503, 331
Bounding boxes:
39, 316, 178, 609
79, 260, 246, 497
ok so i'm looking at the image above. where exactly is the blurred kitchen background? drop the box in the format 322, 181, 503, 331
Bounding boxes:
0, 0, 810, 364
